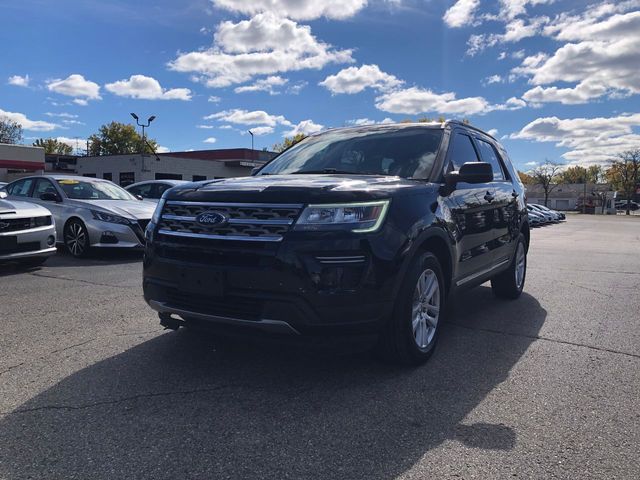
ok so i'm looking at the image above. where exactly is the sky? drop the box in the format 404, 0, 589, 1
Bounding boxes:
1, 0, 639, 172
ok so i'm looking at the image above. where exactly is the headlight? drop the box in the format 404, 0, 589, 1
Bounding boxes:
151, 197, 166, 224
294, 200, 390, 233
91, 210, 130, 225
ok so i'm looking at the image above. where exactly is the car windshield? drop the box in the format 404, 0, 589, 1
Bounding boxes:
258, 127, 443, 179
56, 179, 136, 200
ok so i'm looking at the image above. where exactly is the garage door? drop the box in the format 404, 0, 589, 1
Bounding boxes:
555, 199, 570, 210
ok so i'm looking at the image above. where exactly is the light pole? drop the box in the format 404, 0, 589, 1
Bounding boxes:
130, 113, 155, 154
248, 129, 254, 150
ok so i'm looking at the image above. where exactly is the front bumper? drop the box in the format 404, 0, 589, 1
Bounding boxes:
0, 224, 57, 261
143, 231, 400, 336
86, 219, 148, 249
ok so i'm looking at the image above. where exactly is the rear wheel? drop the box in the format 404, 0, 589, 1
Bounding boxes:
379, 252, 445, 365
491, 233, 527, 299
64, 219, 90, 258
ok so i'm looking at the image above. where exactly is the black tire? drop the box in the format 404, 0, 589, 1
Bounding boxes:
64, 219, 90, 258
378, 252, 445, 366
491, 233, 527, 299
20, 257, 48, 268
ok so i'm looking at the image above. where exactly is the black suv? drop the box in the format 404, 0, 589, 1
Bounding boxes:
143, 121, 529, 364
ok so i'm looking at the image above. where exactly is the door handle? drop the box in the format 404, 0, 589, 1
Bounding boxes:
484, 192, 494, 202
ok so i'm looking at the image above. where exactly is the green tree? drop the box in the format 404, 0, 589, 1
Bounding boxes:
33, 138, 73, 155
559, 165, 604, 184
272, 133, 307, 153
0, 116, 23, 144
606, 150, 640, 215
530, 160, 563, 206
87, 121, 158, 156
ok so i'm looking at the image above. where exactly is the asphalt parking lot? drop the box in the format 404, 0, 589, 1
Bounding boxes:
1, 215, 639, 479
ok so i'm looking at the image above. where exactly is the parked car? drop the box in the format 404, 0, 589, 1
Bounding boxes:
528, 204, 555, 223
125, 180, 188, 203
0, 182, 7, 188
2, 175, 156, 257
530, 203, 564, 221
0, 190, 57, 266
143, 121, 530, 365
615, 200, 639, 211
528, 210, 544, 227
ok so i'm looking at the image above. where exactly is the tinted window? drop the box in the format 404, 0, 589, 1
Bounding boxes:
448, 133, 479, 170
476, 139, 505, 181
7, 178, 34, 197
32, 179, 58, 198
155, 173, 182, 180
259, 128, 443, 179
128, 183, 154, 198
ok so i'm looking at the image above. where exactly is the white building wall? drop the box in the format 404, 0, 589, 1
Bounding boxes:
76, 154, 252, 185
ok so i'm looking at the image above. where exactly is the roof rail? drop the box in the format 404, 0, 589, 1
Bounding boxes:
444, 120, 497, 141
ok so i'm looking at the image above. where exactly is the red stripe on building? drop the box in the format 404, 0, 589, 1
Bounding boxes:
0, 159, 45, 170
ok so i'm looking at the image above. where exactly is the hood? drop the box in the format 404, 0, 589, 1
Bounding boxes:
69, 199, 156, 220
0, 199, 52, 218
166, 174, 427, 204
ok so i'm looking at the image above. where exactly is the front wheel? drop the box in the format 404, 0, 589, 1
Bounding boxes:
491, 233, 527, 299
64, 219, 90, 258
378, 252, 445, 365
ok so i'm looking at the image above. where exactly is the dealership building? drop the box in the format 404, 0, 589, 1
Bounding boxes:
0, 143, 45, 182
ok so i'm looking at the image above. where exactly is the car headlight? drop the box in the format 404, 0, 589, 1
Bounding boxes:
91, 210, 130, 225
294, 200, 390, 233
151, 197, 166, 225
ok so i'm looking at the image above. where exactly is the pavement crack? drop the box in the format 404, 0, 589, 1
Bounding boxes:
449, 322, 640, 360
1, 384, 241, 416
28, 271, 132, 289
47, 338, 96, 355
0, 362, 24, 377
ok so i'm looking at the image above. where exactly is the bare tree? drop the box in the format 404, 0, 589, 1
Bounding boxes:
530, 160, 563, 206
606, 150, 640, 215
0, 116, 23, 144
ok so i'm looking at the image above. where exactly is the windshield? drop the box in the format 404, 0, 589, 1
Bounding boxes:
258, 127, 443, 179
57, 179, 136, 200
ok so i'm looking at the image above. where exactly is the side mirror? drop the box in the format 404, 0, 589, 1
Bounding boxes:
446, 162, 493, 187
40, 192, 61, 202
136, 194, 144, 201
0, 191, 7, 199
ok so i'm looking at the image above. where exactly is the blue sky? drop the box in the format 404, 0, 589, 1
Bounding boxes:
2, 0, 639, 171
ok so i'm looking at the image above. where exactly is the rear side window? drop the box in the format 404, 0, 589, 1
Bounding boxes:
475, 139, 505, 181
32, 178, 57, 198
128, 183, 153, 198
448, 133, 479, 170
7, 178, 34, 197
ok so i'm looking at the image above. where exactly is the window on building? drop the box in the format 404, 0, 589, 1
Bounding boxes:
119, 172, 135, 187
155, 173, 182, 180
475, 139, 505, 181
103, 173, 112, 181
192, 175, 206, 182
83, 173, 96, 178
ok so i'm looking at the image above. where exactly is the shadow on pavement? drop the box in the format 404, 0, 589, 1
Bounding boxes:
0, 287, 546, 479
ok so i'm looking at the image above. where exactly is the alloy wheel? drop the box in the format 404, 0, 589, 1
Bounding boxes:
65, 222, 87, 257
515, 242, 526, 289
412, 268, 440, 349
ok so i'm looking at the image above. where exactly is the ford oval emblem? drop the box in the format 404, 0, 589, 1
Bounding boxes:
195, 211, 228, 226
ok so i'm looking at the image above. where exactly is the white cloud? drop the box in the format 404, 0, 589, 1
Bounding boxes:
46, 74, 101, 101
169, 13, 353, 87
524, 161, 538, 167
45, 112, 78, 119
374, 87, 490, 116
234, 75, 288, 94
443, 0, 480, 28
156, 145, 170, 153
248, 126, 274, 136
208, 95, 221, 103
73, 99, 89, 106
62, 119, 85, 125
203, 137, 217, 144
8, 75, 30, 87
347, 118, 395, 126
205, 109, 291, 127
55, 136, 87, 150
319, 64, 403, 94
484, 74, 503, 85
219, 125, 234, 129
105, 74, 192, 100
196, 125, 215, 129
511, 113, 640, 165
284, 119, 324, 137
487, 128, 498, 137
210, 0, 367, 20
0, 108, 59, 132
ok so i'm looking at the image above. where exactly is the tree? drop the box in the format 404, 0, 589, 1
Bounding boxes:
606, 150, 640, 215
87, 121, 158, 156
530, 160, 563, 206
517, 171, 534, 185
272, 133, 307, 153
559, 165, 603, 184
33, 138, 73, 155
0, 116, 23, 144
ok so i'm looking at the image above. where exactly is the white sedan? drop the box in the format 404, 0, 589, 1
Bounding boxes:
125, 180, 188, 203
2, 175, 156, 257
0, 190, 57, 266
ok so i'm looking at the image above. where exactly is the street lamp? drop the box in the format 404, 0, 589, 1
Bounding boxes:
248, 130, 254, 150
130, 113, 155, 154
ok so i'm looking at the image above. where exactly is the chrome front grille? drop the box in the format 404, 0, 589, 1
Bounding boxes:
158, 201, 303, 242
